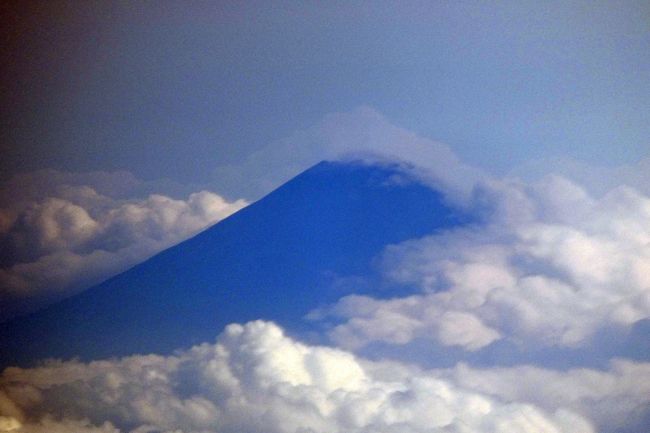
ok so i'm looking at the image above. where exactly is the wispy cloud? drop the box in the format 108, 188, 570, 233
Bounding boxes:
212, 106, 484, 203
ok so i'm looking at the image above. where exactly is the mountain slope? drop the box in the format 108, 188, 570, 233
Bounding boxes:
0, 161, 469, 367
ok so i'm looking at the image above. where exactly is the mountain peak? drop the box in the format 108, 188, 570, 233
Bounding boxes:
0, 161, 468, 367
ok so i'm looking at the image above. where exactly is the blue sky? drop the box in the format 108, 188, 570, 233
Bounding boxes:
2, 1, 648, 189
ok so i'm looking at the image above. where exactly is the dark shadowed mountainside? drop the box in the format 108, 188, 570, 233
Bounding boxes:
0, 161, 469, 367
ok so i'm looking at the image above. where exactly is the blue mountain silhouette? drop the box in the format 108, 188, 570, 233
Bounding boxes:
0, 161, 469, 367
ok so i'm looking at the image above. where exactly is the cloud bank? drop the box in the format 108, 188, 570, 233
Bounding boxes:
321, 174, 650, 354
3, 320, 632, 433
0, 171, 247, 321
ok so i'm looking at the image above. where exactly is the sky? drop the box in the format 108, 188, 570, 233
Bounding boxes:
1, 1, 650, 433
2, 1, 649, 190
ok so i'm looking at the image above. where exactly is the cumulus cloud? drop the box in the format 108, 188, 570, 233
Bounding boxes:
0, 172, 247, 321
443, 359, 650, 433
320, 174, 650, 352
0, 320, 599, 433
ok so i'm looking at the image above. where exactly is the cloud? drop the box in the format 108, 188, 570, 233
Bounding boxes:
211, 106, 650, 206
212, 106, 484, 202
0, 172, 247, 321
0, 320, 597, 433
444, 359, 650, 433
319, 174, 650, 352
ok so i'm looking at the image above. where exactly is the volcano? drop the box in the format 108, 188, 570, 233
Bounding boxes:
0, 161, 469, 367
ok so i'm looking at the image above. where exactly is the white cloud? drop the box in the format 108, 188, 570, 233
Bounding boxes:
0, 173, 247, 321
444, 359, 650, 433
212, 106, 484, 203
210, 106, 650, 207
321, 175, 650, 351
0, 320, 595, 433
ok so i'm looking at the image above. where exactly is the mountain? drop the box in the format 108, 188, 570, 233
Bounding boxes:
0, 161, 469, 367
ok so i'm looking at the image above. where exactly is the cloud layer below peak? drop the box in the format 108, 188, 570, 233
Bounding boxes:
321, 174, 650, 355
7, 320, 646, 433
